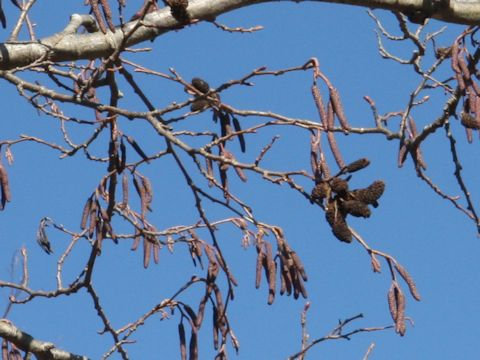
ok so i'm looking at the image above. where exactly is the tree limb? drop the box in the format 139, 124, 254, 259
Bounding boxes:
0, 319, 89, 360
0, 0, 478, 70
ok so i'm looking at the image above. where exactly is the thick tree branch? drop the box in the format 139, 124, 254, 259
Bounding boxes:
0, 0, 478, 70
0, 320, 89, 360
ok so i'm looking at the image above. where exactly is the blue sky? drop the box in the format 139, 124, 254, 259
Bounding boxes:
0, 1, 479, 359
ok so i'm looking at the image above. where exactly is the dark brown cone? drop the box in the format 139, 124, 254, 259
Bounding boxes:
329, 177, 348, 195
340, 200, 371, 218
344, 158, 370, 173
191, 77, 210, 94
331, 219, 352, 243
325, 205, 352, 243
351, 180, 385, 208
311, 181, 329, 203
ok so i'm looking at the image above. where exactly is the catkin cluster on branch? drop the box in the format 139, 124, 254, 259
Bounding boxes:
255, 230, 308, 304
311, 158, 385, 243
451, 40, 480, 142
384, 262, 421, 336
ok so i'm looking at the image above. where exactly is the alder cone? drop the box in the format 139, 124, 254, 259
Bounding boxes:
325, 205, 352, 243
191, 77, 210, 94
351, 180, 385, 207
331, 219, 352, 243
340, 200, 371, 218
311, 181, 329, 202
329, 177, 348, 195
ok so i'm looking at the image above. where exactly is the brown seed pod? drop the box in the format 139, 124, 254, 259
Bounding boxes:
189, 330, 198, 360
329, 177, 348, 195
343, 158, 370, 173
460, 112, 480, 130
329, 87, 350, 133
395, 286, 407, 336
178, 323, 187, 360
80, 196, 93, 230
291, 250, 308, 281
326, 204, 352, 243
395, 263, 421, 301
325, 203, 337, 227
0, 163, 11, 209
340, 200, 371, 218
331, 218, 352, 243
370, 253, 381, 273
121, 173, 129, 206
131, 230, 141, 251
255, 250, 264, 289
311, 181, 330, 203
387, 283, 398, 322
143, 237, 151, 268
191, 77, 210, 94
351, 180, 385, 208
264, 242, 276, 305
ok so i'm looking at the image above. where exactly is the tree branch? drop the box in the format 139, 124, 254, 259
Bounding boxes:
0, 0, 478, 70
0, 320, 89, 360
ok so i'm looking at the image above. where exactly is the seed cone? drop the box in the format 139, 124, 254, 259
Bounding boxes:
340, 200, 371, 218
311, 181, 329, 203
325, 205, 352, 243
329, 177, 348, 195
351, 180, 385, 208
191, 77, 210, 94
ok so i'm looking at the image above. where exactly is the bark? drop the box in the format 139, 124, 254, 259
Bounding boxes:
0, 0, 478, 70
0, 320, 89, 360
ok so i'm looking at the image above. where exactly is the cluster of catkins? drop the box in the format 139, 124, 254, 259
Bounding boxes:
311, 158, 385, 243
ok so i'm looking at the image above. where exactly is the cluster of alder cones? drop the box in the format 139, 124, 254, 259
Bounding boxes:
311, 158, 385, 243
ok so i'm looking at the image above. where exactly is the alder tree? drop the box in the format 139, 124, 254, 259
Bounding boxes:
0, 0, 479, 359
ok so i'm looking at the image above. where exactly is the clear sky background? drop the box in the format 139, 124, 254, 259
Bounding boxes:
1, 1, 479, 359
